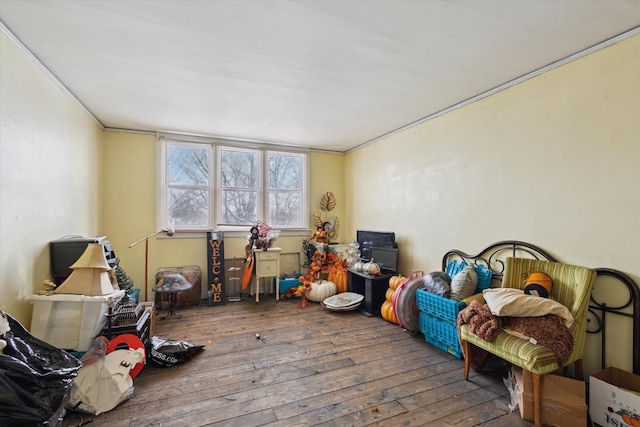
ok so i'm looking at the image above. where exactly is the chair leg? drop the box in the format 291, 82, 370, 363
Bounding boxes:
574, 359, 584, 380
462, 340, 470, 380
532, 372, 543, 427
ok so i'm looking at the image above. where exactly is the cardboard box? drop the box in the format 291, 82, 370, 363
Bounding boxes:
513, 367, 587, 427
590, 367, 640, 427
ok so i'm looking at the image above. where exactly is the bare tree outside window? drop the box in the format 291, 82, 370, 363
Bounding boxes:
268, 152, 302, 227
220, 148, 258, 225
167, 143, 210, 228
162, 138, 307, 231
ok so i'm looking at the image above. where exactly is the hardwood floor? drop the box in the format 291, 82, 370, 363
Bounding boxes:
62, 296, 533, 427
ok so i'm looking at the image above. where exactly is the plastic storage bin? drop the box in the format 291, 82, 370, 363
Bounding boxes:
416, 262, 493, 358
28, 290, 125, 351
419, 312, 463, 358
416, 289, 467, 324
416, 262, 493, 322
278, 276, 302, 295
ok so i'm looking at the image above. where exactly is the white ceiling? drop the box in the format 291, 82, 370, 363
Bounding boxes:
1, 1, 639, 152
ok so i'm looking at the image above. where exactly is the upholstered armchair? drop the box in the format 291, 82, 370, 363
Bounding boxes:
458, 257, 596, 427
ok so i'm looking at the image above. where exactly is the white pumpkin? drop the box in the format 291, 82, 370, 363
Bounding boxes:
307, 280, 337, 302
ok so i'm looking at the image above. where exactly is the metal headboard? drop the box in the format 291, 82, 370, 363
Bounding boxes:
588, 268, 640, 375
442, 240, 557, 280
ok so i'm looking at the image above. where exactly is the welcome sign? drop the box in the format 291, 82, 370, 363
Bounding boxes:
207, 231, 226, 305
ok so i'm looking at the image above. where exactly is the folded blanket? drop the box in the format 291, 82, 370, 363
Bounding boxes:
457, 300, 574, 371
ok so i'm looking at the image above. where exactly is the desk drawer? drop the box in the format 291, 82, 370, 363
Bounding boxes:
256, 251, 279, 261
256, 260, 278, 276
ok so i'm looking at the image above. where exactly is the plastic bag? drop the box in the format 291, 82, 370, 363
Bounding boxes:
148, 336, 204, 367
0, 311, 81, 426
67, 336, 144, 415
423, 271, 452, 297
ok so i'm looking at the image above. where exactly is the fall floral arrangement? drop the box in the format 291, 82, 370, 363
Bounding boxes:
283, 247, 348, 307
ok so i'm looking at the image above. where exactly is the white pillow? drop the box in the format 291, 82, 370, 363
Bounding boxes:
482, 288, 574, 328
450, 265, 478, 301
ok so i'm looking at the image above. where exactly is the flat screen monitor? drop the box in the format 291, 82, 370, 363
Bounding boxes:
369, 247, 399, 274
356, 230, 396, 261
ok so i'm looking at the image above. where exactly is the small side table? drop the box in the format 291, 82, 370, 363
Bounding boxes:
153, 273, 193, 319
156, 289, 190, 319
253, 247, 281, 303
347, 268, 393, 316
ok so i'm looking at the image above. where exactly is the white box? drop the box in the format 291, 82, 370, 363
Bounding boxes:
590, 367, 640, 427
29, 290, 125, 351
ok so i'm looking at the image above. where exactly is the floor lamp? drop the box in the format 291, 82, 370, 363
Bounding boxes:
129, 227, 175, 302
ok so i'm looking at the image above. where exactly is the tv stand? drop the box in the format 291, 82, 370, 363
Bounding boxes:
347, 268, 393, 317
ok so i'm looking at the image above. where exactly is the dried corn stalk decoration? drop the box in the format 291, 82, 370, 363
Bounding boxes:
314, 192, 339, 242
320, 192, 336, 211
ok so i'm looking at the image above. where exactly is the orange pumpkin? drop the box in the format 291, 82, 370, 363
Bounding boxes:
389, 275, 405, 290
334, 268, 348, 293
381, 300, 397, 324
327, 270, 336, 284
385, 287, 396, 301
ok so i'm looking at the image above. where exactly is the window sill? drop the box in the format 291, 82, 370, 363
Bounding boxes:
156, 229, 311, 239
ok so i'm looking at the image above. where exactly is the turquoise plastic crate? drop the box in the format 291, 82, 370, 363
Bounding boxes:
277, 275, 302, 295
416, 288, 466, 324
419, 312, 463, 359
445, 260, 493, 292
415, 261, 493, 321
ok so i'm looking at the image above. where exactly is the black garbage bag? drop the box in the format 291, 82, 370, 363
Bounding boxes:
0, 313, 82, 426
148, 336, 204, 367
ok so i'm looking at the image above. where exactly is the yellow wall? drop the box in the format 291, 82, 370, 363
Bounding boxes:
103, 132, 346, 302
345, 35, 640, 375
0, 31, 104, 326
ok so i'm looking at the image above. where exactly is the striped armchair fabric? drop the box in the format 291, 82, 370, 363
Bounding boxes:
459, 257, 596, 427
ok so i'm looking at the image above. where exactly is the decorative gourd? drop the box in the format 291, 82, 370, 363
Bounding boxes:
333, 269, 348, 293
381, 274, 405, 325
307, 280, 337, 302
385, 287, 396, 301
363, 258, 381, 275
381, 300, 397, 323
327, 270, 337, 285
389, 275, 405, 290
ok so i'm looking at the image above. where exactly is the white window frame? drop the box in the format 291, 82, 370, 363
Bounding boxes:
157, 133, 309, 235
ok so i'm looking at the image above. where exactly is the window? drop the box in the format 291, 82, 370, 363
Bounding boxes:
159, 135, 308, 232
166, 142, 212, 228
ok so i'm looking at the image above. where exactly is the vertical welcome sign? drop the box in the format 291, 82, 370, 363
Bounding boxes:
207, 231, 226, 305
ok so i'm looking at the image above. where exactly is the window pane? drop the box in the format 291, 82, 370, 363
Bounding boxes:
168, 187, 209, 227
168, 144, 208, 185
221, 149, 258, 188
220, 189, 258, 224
269, 153, 301, 190
161, 138, 306, 231
269, 191, 301, 227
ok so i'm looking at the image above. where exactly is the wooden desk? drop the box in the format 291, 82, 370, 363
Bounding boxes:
253, 247, 281, 303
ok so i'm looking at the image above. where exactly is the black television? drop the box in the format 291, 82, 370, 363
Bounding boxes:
356, 230, 396, 262
50, 236, 117, 285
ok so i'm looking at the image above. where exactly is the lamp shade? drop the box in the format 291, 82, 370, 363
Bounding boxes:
54, 243, 116, 296
70, 243, 111, 270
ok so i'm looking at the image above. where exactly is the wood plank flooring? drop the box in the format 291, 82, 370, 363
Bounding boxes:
62, 297, 533, 427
